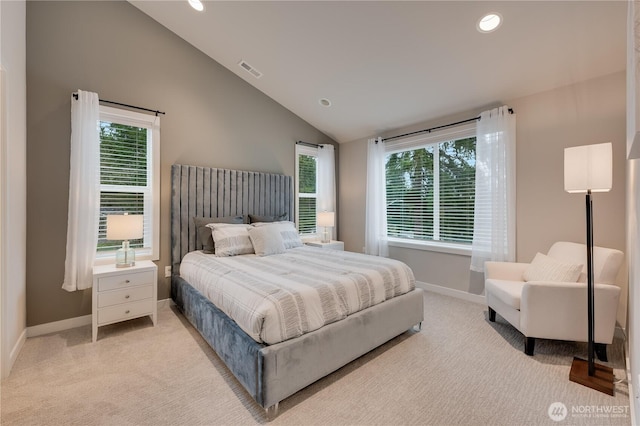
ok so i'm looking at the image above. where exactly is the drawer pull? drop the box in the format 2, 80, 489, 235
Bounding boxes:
125, 310, 130, 314
125, 295, 130, 299
125, 280, 130, 283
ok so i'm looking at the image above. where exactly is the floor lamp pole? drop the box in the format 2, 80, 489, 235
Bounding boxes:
568, 190, 614, 395
586, 190, 595, 376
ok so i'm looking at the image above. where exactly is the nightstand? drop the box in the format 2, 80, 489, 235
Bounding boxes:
305, 240, 345, 251
92, 260, 157, 342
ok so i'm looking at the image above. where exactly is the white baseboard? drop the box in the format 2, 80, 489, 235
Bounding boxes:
416, 281, 486, 305
26, 314, 92, 338
157, 298, 174, 309
3, 328, 26, 379
626, 351, 636, 426
26, 298, 173, 338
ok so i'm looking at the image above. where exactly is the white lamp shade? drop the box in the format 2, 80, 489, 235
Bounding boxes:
317, 211, 335, 227
564, 142, 612, 193
106, 214, 143, 240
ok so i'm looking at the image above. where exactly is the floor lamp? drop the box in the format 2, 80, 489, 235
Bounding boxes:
564, 142, 614, 396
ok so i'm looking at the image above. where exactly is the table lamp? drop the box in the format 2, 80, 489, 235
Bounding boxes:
317, 211, 335, 243
107, 213, 143, 268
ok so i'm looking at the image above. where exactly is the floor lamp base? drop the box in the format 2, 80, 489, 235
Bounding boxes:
569, 357, 614, 396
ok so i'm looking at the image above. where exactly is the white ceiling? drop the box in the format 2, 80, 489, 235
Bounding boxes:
129, 1, 627, 143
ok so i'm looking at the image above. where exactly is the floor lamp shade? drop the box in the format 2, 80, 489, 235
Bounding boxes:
564, 142, 612, 193
107, 214, 143, 268
564, 142, 614, 395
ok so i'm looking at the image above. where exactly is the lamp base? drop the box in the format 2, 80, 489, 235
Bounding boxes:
321, 228, 330, 244
569, 357, 614, 396
115, 241, 136, 268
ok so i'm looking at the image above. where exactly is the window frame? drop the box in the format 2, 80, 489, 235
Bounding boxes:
94, 106, 160, 264
295, 144, 319, 236
383, 123, 476, 256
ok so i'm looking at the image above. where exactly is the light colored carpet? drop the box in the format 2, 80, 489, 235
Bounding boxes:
0, 291, 631, 425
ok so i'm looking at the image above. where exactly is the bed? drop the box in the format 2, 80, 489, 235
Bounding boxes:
171, 164, 424, 417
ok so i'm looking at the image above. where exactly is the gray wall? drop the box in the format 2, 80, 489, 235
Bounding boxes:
26, 1, 336, 326
339, 71, 628, 325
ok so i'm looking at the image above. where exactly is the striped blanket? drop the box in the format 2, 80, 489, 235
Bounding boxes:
179, 246, 416, 344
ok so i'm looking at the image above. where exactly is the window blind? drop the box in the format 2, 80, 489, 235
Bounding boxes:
97, 120, 151, 253
386, 148, 434, 240
298, 153, 317, 234
385, 134, 476, 245
438, 138, 476, 243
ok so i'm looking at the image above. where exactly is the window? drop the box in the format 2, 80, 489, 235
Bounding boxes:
96, 106, 160, 261
385, 126, 476, 246
295, 145, 318, 234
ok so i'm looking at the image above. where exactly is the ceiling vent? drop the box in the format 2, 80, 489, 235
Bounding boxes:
238, 60, 263, 79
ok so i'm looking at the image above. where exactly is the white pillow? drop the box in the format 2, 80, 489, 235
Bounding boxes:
523, 252, 583, 282
248, 226, 286, 256
207, 223, 254, 256
252, 221, 303, 249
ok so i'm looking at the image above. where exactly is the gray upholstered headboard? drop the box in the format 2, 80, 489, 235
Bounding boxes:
171, 164, 294, 272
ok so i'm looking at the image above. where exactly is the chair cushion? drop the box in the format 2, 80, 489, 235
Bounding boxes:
547, 242, 624, 284
485, 279, 526, 310
522, 252, 583, 283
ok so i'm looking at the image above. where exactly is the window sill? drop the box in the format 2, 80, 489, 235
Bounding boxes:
387, 237, 471, 257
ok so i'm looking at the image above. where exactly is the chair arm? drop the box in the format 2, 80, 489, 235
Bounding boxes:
484, 261, 529, 281
520, 281, 620, 343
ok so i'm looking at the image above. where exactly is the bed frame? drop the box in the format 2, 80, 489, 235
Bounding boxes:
170, 164, 424, 417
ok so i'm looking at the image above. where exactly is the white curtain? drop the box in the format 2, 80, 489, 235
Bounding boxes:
317, 144, 337, 240
62, 90, 101, 291
365, 137, 389, 257
470, 106, 516, 272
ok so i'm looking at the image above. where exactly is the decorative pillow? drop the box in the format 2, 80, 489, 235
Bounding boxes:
207, 223, 254, 256
249, 213, 288, 224
248, 226, 286, 256
523, 252, 583, 283
252, 221, 303, 249
193, 215, 244, 254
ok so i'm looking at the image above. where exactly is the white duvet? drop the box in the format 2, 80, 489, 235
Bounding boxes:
179, 246, 415, 345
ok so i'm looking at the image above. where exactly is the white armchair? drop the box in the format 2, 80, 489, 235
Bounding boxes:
485, 241, 624, 358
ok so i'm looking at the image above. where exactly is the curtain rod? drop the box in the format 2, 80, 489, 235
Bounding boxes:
380, 107, 514, 143
72, 93, 166, 116
296, 140, 324, 149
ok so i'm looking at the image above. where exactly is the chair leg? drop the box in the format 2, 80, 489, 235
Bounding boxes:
488, 307, 496, 322
524, 337, 535, 356
594, 343, 608, 362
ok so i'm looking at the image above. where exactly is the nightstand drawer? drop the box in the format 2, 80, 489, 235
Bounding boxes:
98, 270, 155, 292
97, 299, 154, 325
97, 285, 153, 308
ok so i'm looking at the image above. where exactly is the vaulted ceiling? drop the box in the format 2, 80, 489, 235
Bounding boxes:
130, 1, 627, 143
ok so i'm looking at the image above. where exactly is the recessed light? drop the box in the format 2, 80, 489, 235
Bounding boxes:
477, 12, 502, 33
188, 0, 204, 12
319, 98, 332, 107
